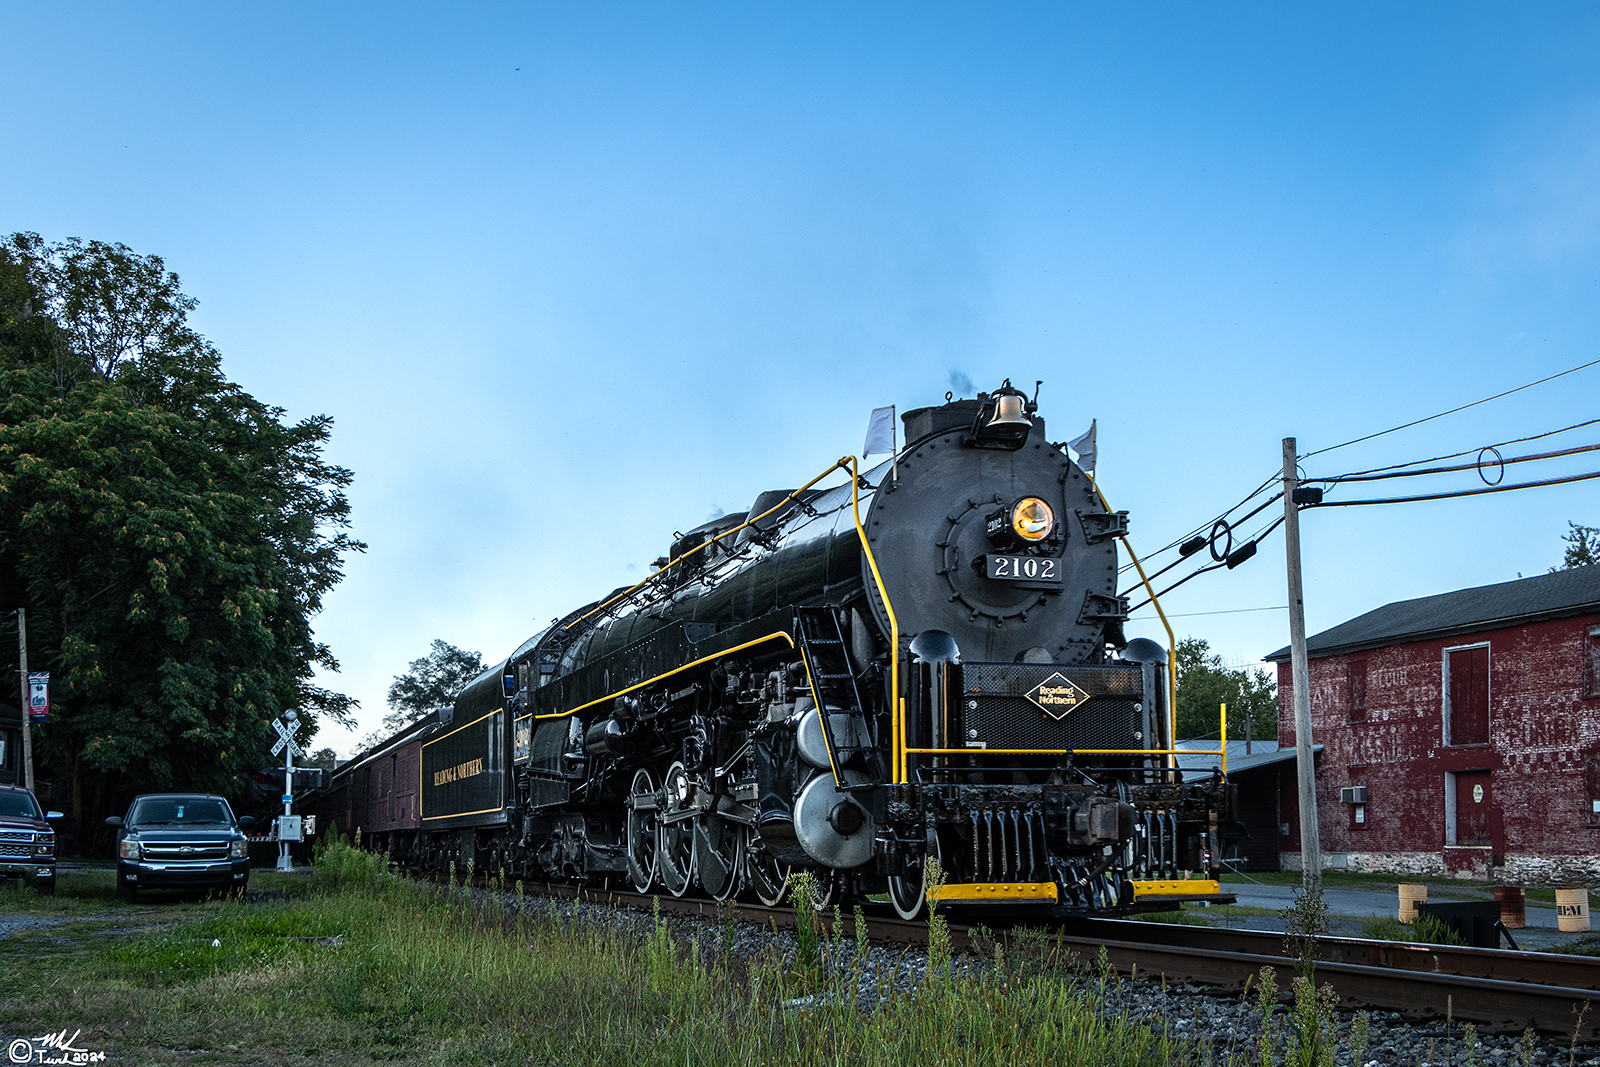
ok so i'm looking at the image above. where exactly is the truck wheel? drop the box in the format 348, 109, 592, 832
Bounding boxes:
115, 879, 136, 903
35, 878, 55, 896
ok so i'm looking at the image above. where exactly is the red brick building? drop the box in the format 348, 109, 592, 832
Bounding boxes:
1266, 565, 1600, 884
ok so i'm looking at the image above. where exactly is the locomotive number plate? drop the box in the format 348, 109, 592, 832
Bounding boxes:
985, 554, 1062, 584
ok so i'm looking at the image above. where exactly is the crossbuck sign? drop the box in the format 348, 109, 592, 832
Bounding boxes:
270, 717, 304, 759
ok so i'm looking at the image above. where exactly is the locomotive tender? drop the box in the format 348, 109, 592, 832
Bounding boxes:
326, 384, 1237, 918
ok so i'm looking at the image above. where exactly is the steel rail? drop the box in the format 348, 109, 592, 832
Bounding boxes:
493, 878, 1600, 1037
1063, 917, 1600, 992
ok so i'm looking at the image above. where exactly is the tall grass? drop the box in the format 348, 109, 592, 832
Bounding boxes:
1360, 913, 1467, 947
44, 858, 1201, 1066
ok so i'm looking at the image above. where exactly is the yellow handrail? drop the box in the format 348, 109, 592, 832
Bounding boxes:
897, 699, 1232, 765
562, 458, 852, 634
797, 646, 844, 789
903, 746, 1229, 757
534, 632, 796, 719
542, 453, 902, 783
1221, 701, 1228, 776
1091, 479, 1180, 774
845, 456, 902, 782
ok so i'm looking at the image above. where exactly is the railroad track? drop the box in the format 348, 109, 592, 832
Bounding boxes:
507, 878, 1600, 1038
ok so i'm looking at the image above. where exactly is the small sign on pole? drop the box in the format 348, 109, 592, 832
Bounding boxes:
26, 673, 48, 722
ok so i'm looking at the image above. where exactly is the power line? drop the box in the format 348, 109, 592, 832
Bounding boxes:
1119, 471, 1281, 575
1332, 418, 1600, 480
1126, 513, 1287, 612
1160, 606, 1288, 618
1300, 357, 1600, 460
1306, 467, 1600, 507
1315, 441, 1600, 485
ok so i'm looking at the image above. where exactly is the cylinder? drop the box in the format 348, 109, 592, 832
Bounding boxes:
1557, 888, 1591, 933
1494, 886, 1526, 930
583, 719, 631, 756
1398, 883, 1428, 925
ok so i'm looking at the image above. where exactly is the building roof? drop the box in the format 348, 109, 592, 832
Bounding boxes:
1264, 564, 1600, 663
1173, 739, 1322, 776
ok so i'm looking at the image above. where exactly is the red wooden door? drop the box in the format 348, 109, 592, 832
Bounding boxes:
1455, 770, 1493, 846
1448, 646, 1489, 746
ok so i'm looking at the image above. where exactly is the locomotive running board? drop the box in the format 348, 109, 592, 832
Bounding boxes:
932, 882, 1060, 904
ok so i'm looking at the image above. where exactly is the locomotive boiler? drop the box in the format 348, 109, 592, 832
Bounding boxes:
325, 383, 1237, 918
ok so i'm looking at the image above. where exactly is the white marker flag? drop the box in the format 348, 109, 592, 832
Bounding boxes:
1067, 420, 1097, 474
863, 405, 896, 457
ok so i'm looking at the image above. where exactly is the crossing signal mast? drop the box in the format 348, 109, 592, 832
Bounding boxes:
270, 710, 305, 873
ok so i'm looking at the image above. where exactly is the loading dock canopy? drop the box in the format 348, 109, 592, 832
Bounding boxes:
1172, 740, 1322, 777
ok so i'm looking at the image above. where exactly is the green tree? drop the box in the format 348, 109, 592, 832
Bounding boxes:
0, 233, 363, 840
306, 747, 339, 770
1174, 636, 1277, 742
383, 639, 487, 734
1555, 522, 1600, 571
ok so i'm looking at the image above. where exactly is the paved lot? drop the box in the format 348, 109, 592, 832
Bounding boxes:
1213, 878, 1590, 951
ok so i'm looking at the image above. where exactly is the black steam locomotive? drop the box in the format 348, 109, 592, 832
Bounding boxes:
322, 384, 1236, 918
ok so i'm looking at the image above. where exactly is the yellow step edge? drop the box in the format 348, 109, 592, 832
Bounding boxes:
1132, 878, 1222, 898
930, 882, 1060, 903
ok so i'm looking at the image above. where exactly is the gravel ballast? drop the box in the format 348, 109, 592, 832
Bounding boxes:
475, 884, 1600, 1067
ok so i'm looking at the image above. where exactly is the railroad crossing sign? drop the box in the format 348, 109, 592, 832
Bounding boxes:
270, 717, 304, 758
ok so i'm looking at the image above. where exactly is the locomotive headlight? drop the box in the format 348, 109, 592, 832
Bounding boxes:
1011, 497, 1055, 542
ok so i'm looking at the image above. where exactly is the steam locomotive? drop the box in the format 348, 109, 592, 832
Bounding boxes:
321, 383, 1237, 918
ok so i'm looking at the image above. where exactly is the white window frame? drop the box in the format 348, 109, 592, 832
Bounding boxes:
1441, 641, 1491, 747
1443, 771, 1458, 846
1587, 625, 1600, 699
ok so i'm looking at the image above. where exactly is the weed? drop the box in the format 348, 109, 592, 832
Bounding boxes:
720, 895, 739, 957
1253, 965, 1279, 1067
787, 870, 821, 988
1550, 935, 1600, 957
1358, 914, 1410, 941
312, 832, 395, 893
1360, 912, 1467, 947
1281, 876, 1330, 980
646, 895, 674, 995
1348, 1009, 1371, 1067
1414, 912, 1467, 947
1013, 924, 1049, 949
849, 901, 870, 998
924, 856, 950, 985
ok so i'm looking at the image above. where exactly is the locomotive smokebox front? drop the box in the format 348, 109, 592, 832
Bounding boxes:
861, 400, 1128, 666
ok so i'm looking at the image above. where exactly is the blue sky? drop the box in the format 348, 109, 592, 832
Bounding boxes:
5, 3, 1600, 754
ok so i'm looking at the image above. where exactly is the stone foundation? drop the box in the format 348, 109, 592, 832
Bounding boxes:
1280, 850, 1600, 887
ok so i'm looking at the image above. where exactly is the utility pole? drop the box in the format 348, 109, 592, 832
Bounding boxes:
16, 609, 33, 792
1282, 438, 1322, 886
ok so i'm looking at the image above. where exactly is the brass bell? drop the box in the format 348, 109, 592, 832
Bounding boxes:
985, 393, 1031, 428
